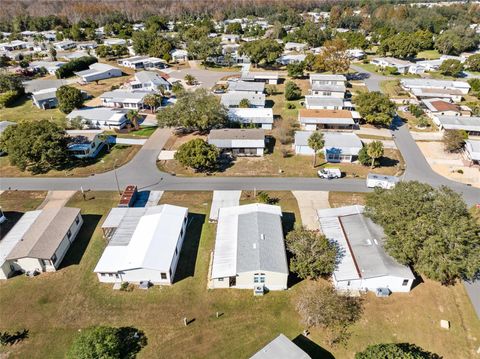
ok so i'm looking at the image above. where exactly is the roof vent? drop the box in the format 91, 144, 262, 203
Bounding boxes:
373, 239, 379, 245
253, 243, 257, 249
365, 239, 372, 245
260, 234, 265, 240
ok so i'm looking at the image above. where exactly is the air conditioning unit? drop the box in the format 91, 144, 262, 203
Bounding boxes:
254, 285, 265, 296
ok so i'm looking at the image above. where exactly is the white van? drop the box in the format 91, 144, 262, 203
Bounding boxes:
366, 173, 399, 189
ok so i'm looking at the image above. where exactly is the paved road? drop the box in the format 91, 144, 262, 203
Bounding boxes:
349, 64, 392, 92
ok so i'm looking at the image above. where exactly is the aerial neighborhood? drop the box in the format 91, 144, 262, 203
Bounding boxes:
0, 0, 479, 358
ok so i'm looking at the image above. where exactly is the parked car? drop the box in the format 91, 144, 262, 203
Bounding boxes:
366, 173, 399, 189
317, 168, 342, 179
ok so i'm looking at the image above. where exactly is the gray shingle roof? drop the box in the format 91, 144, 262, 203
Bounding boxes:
7, 207, 81, 260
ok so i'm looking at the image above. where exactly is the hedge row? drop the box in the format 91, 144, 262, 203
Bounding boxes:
55, 56, 98, 79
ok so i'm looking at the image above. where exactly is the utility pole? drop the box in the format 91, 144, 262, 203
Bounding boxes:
113, 159, 121, 194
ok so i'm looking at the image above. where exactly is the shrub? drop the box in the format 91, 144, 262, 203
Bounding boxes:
357, 146, 379, 167
443, 129, 467, 153
55, 56, 97, 79
0, 90, 20, 108
408, 104, 424, 118
286, 102, 296, 109
284, 81, 301, 101
174, 138, 219, 172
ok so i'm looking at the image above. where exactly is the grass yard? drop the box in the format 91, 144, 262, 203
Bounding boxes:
416, 50, 441, 60
397, 110, 436, 132
106, 126, 158, 139
0, 95, 66, 124
0, 144, 139, 177
0, 190, 479, 358
71, 74, 133, 98
380, 80, 411, 99
0, 191, 47, 240
328, 191, 367, 208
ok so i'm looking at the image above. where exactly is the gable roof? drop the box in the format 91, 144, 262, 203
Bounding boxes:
66, 107, 127, 125
94, 205, 188, 273
250, 334, 311, 359
317, 205, 415, 281
221, 92, 266, 107
211, 204, 288, 278
7, 207, 81, 260
423, 99, 460, 112
134, 70, 169, 85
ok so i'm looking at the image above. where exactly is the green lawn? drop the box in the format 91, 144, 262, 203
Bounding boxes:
416, 50, 441, 60
0, 144, 139, 177
0, 190, 479, 358
106, 126, 158, 139
0, 95, 65, 124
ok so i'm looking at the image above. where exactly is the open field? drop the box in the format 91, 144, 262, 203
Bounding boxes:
0, 144, 139, 177
0, 95, 66, 124
0, 190, 479, 358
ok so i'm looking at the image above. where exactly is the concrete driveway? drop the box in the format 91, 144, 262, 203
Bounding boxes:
292, 191, 330, 230
209, 190, 241, 221
37, 191, 76, 209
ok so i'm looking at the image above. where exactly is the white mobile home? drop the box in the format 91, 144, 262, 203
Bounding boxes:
118, 56, 167, 70
371, 57, 412, 74
304, 96, 346, 110
228, 81, 265, 94
298, 109, 360, 131
317, 205, 415, 293
294, 131, 362, 161
66, 107, 128, 129
94, 205, 188, 285
309, 74, 346, 86
100, 89, 150, 110
228, 108, 274, 130
1, 207, 82, 279
241, 71, 279, 85
309, 83, 346, 98
210, 204, 288, 291
433, 115, 480, 136
54, 40, 76, 51
465, 140, 480, 164
131, 71, 172, 92
75, 63, 122, 83
221, 92, 266, 108
208, 128, 265, 156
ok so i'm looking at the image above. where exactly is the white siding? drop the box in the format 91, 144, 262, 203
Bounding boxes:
334, 275, 413, 293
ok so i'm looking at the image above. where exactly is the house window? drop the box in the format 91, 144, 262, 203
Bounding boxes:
347, 281, 351, 286
161, 272, 167, 280
51, 254, 57, 264
75, 215, 80, 224
402, 279, 409, 286
42, 259, 50, 266
101, 273, 106, 277
108, 273, 113, 277
218, 278, 224, 282
67, 229, 72, 239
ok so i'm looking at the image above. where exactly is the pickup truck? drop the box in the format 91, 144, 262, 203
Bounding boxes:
317, 168, 342, 179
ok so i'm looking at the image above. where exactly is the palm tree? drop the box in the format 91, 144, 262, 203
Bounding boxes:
307, 131, 325, 167
126, 110, 141, 130
143, 94, 160, 113
367, 141, 384, 168
184, 74, 196, 86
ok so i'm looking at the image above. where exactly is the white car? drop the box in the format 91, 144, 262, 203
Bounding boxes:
317, 168, 342, 179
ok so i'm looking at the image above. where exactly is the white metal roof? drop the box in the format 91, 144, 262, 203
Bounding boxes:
435, 116, 480, 131
211, 204, 287, 279
250, 334, 311, 359
209, 190, 241, 222
94, 205, 188, 273
324, 132, 363, 155
318, 205, 415, 281
0, 211, 42, 269
466, 140, 480, 161
228, 108, 274, 124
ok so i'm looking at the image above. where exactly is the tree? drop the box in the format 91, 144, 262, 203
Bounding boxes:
307, 131, 324, 167
435, 28, 478, 56
379, 32, 421, 58
439, 59, 464, 77
143, 94, 160, 113
364, 181, 480, 284
238, 39, 284, 66
465, 54, 480, 72
49, 46, 57, 61
355, 343, 440, 359
187, 37, 221, 65
184, 74, 197, 86
366, 141, 384, 168
157, 89, 227, 131
0, 120, 69, 174
238, 98, 250, 108
357, 146, 379, 167
312, 38, 350, 73
286, 62, 305, 78
355, 92, 396, 127
284, 81, 301, 101
56, 85, 83, 113
126, 110, 141, 130
443, 129, 467, 153
296, 283, 363, 345
174, 138, 219, 172
67, 326, 147, 359
285, 227, 338, 279
225, 22, 242, 35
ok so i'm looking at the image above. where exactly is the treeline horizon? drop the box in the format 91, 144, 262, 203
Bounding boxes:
0, 0, 469, 28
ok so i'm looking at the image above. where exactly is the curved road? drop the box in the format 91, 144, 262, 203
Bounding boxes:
1, 65, 479, 316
